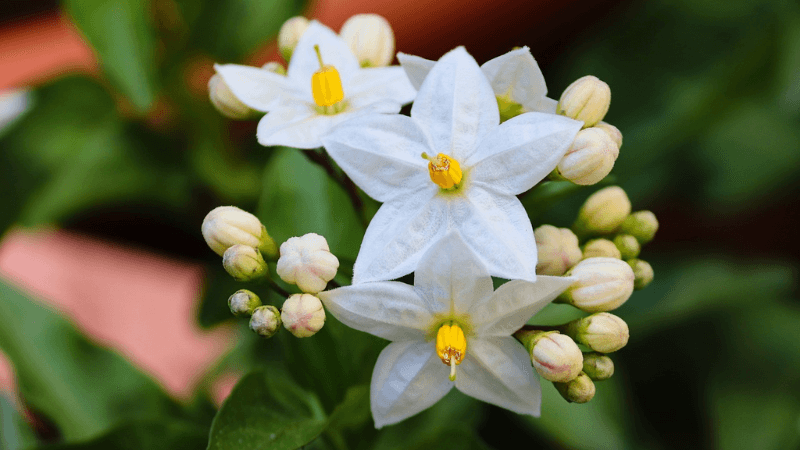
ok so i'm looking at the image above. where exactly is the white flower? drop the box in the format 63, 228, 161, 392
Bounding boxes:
398, 46, 557, 114
213, 21, 416, 149
322, 47, 581, 284
276, 233, 339, 294
318, 232, 575, 428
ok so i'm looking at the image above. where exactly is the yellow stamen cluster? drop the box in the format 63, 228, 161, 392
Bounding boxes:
436, 323, 466, 381
311, 45, 344, 107
422, 152, 463, 189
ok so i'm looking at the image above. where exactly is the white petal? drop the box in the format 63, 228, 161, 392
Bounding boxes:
455, 337, 541, 416
480, 47, 548, 113
214, 64, 303, 111
318, 282, 433, 341
258, 100, 400, 149
470, 276, 576, 336
397, 52, 435, 91
371, 340, 453, 428
322, 114, 432, 202
453, 186, 537, 282
534, 96, 558, 114
288, 21, 360, 84
410, 47, 499, 162
346, 66, 417, 107
413, 231, 494, 317
468, 112, 582, 194
352, 189, 445, 284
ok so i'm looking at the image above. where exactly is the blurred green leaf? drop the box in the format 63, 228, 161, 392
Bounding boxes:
207, 370, 326, 450
188, 0, 304, 61
0, 278, 187, 441
40, 420, 207, 450
327, 385, 370, 431
0, 395, 37, 450
64, 0, 159, 111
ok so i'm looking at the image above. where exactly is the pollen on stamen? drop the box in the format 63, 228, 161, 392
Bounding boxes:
311, 45, 345, 108
436, 323, 466, 381
421, 153, 462, 189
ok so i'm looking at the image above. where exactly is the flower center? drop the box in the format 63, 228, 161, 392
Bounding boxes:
421, 152, 462, 190
311, 45, 345, 109
436, 323, 466, 381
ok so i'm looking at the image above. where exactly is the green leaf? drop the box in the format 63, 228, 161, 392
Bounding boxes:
0, 278, 186, 441
207, 370, 327, 450
0, 395, 37, 450
64, 0, 158, 111
40, 420, 207, 450
327, 385, 370, 431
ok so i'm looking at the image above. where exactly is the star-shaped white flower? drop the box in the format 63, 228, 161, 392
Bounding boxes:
318, 232, 574, 428
322, 46, 581, 284
214, 21, 416, 149
398, 46, 557, 114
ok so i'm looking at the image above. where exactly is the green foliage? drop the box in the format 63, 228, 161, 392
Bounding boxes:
0, 396, 36, 450
41, 420, 208, 450
63, 0, 159, 112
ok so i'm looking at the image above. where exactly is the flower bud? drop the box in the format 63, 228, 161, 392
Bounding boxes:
521, 331, 583, 383
555, 128, 619, 185
261, 61, 286, 76
554, 372, 595, 403
278, 16, 310, 62
565, 312, 630, 353
582, 353, 614, 381
249, 305, 281, 338
559, 257, 635, 312
223, 245, 268, 282
202, 206, 277, 258
613, 234, 641, 260
628, 259, 654, 290
208, 74, 255, 119
281, 294, 326, 338
573, 186, 631, 236
534, 225, 582, 276
276, 233, 339, 294
594, 122, 622, 148
339, 14, 395, 67
618, 210, 659, 244
557, 75, 611, 128
582, 238, 621, 260
228, 289, 261, 317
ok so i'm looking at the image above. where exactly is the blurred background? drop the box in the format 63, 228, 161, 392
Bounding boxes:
0, 0, 798, 449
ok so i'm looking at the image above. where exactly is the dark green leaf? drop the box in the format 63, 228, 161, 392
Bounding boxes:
40, 420, 207, 450
0, 395, 37, 450
64, 0, 158, 111
207, 370, 326, 450
0, 278, 186, 441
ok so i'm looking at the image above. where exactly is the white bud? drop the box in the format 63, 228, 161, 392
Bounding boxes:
276, 233, 339, 294
223, 245, 268, 282
202, 206, 276, 257
618, 210, 659, 244
556, 128, 619, 186
594, 121, 622, 148
208, 74, 255, 120
261, 61, 286, 76
628, 259, 654, 290
555, 372, 596, 403
573, 186, 631, 236
534, 225, 582, 276
582, 238, 622, 260
250, 305, 281, 338
281, 294, 325, 338
228, 289, 261, 317
567, 312, 630, 353
582, 353, 614, 380
529, 332, 584, 383
278, 16, 309, 62
560, 257, 635, 312
557, 75, 611, 128
339, 14, 395, 67
614, 234, 641, 260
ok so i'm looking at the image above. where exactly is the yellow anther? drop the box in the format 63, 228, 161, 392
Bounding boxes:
436, 323, 466, 381
421, 152, 463, 189
311, 45, 344, 107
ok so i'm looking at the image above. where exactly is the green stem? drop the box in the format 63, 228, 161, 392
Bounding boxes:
301, 149, 369, 228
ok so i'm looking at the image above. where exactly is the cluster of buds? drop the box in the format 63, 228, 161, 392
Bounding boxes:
278, 14, 396, 68
551, 76, 622, 186
202, 207, 339, 339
